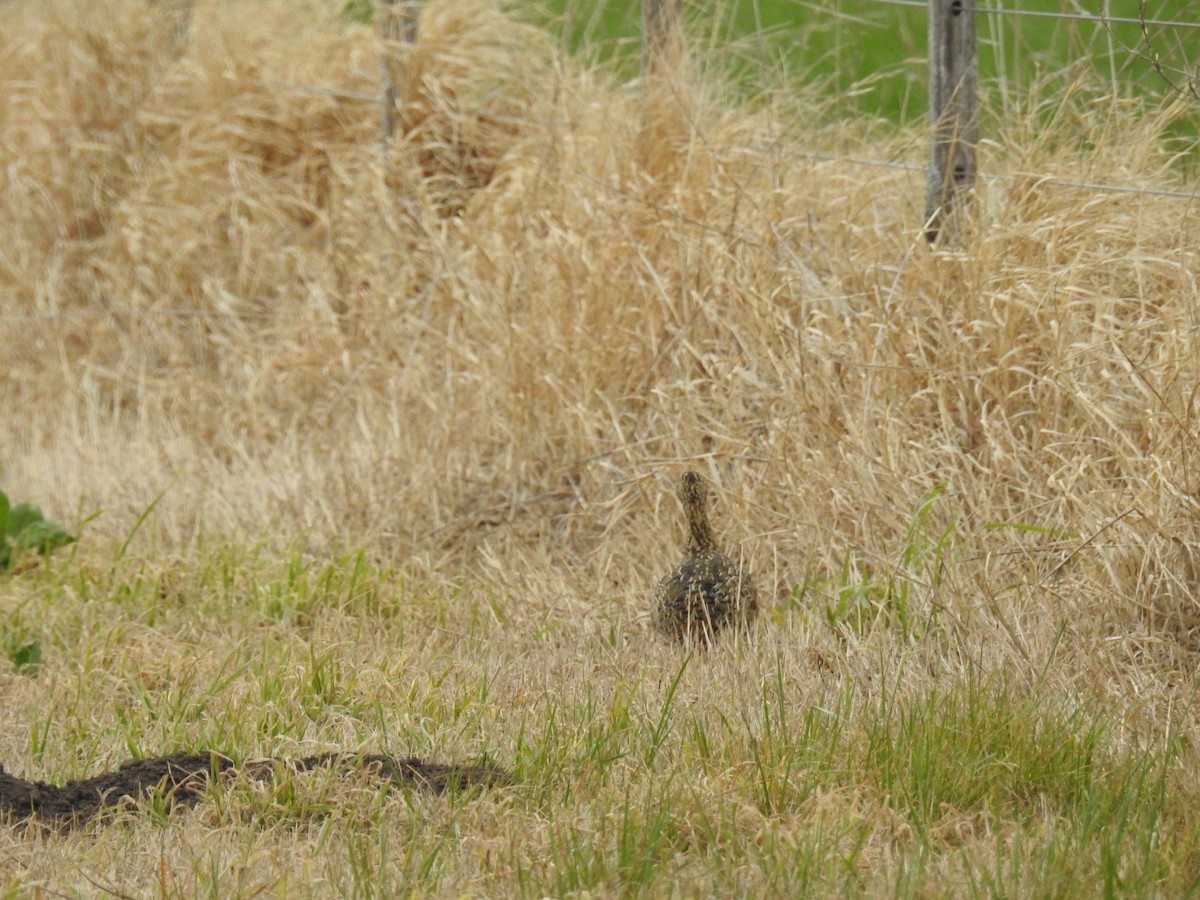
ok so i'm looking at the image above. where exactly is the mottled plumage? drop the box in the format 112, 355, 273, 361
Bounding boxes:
654, 471, 757, 643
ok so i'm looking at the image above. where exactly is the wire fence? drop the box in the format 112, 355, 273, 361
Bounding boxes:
400, 1, 1197, 229
870, 0, 1198, 29
10, 0, 1199, 312
401, 2, 1199, 232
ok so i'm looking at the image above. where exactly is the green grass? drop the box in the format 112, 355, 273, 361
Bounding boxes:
4, 545, 1190, 895
528, 0, 1200, 166
534, 0, 1197, 121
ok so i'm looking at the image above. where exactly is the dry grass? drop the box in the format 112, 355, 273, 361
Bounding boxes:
4, 0, 1200, 894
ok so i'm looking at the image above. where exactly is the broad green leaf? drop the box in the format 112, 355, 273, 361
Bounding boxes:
13, 517, 75, 554
10, 640, 42, 675
0, 494, 76, 570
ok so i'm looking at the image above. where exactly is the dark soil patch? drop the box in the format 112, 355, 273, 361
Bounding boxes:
0, 751, 508, 830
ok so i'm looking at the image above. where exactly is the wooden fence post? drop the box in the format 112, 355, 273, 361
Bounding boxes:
151, 0, 194, 49
642, 0, 685, 79
380, 0, 420, 149
639, 0, 690, 176
925, 0, 977, 243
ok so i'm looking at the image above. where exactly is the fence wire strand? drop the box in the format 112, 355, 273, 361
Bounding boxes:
255, 75, 1199, 204
7, 1, 1198, 332
865, 0, 1200, 31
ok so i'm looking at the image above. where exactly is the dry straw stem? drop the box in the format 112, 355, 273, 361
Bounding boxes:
3, 0, 1200, 892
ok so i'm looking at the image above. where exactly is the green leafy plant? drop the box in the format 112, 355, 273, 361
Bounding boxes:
822, 484, 954, 640
340, 0, 374, 25
0, 490, 75, 570
5, 633, 43, 676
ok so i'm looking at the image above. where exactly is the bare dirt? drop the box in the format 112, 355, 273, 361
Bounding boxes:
0, 751, 509, 830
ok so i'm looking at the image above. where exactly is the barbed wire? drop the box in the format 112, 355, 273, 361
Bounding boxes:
864, 0, 1200, 31
4, 138, 1195, 330
863, 0, 1200, 100
781, 148, 1199, 200
6, 0, 1197, 332
256, 77, 1199, 203
2, 96, 1193, 333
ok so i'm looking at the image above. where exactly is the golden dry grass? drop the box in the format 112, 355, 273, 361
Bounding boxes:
3, 0, 1200, 894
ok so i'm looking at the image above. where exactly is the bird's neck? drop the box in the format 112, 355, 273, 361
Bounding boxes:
686, 508, 719, 556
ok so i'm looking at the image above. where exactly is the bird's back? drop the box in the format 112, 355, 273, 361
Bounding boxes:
654, 550, 756, 642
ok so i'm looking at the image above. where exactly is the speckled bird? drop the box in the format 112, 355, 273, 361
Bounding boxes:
654, 470, 757, 643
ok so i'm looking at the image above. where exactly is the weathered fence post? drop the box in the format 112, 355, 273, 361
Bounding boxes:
379, 0, 420, 149
925, 0, 977, 243
151, 0, 194, 49
639, 0, 690, 177
642, 0, 685, 79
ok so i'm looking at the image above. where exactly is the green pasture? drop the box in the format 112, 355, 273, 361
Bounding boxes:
537, 0, 1196, 122
343, 1, 1197, 133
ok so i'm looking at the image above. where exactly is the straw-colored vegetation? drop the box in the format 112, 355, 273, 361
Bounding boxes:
3, 0, 1200, 894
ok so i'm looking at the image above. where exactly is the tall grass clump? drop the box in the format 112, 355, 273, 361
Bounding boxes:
3, 0, 1200, 894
